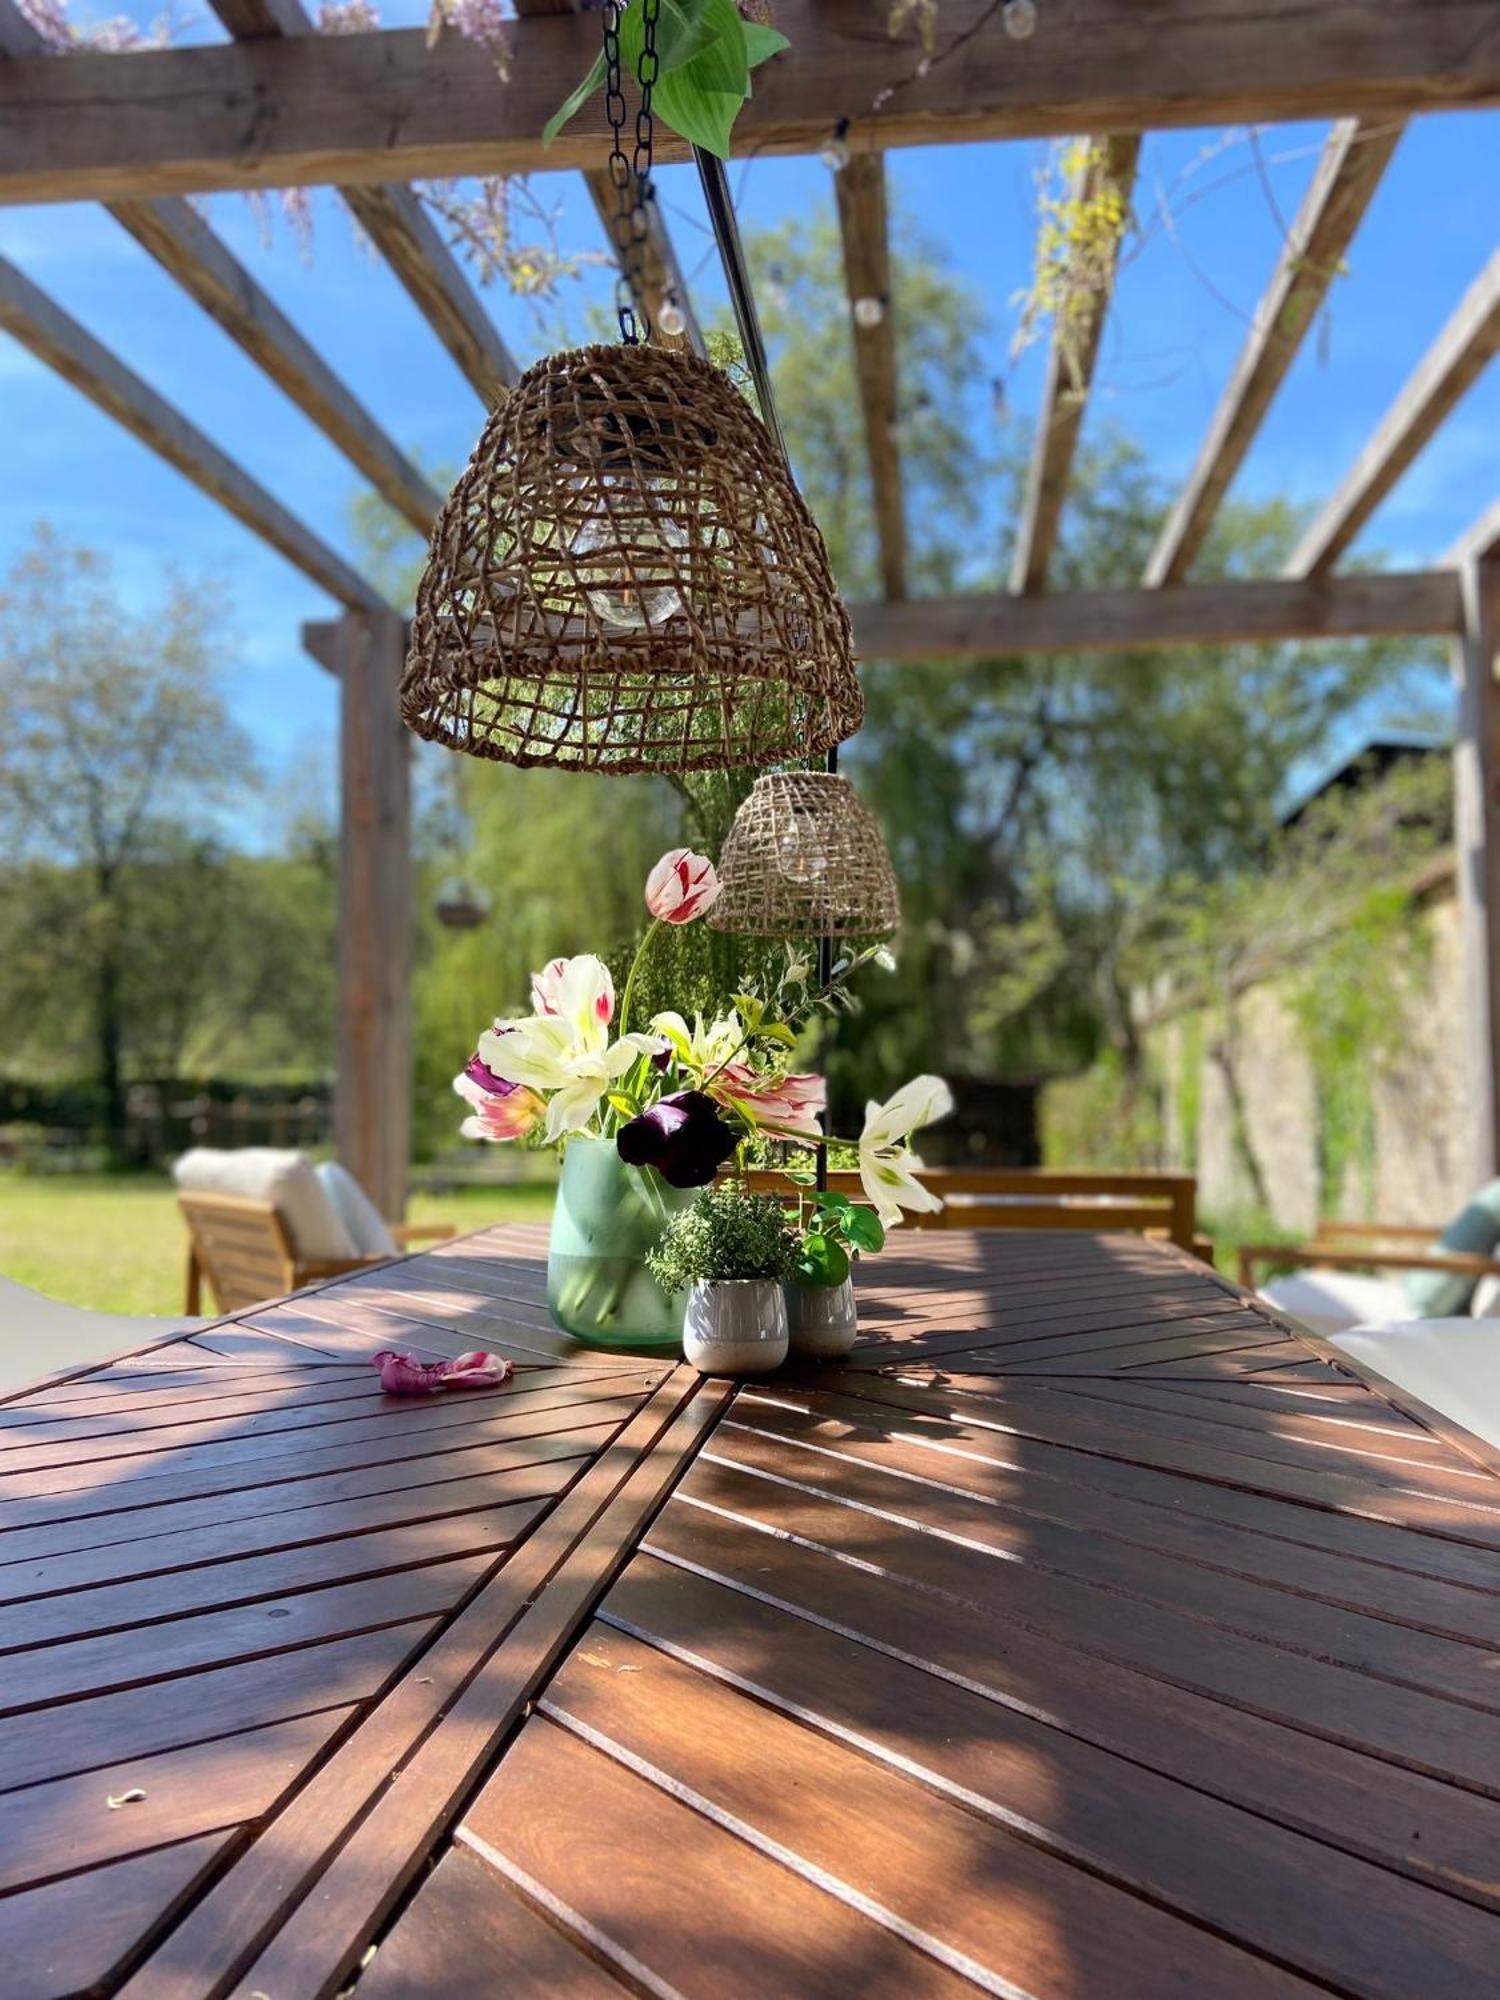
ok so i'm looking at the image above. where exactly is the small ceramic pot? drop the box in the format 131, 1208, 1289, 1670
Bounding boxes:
683, 1279, 789, 1376
784, 1276, 858, 1359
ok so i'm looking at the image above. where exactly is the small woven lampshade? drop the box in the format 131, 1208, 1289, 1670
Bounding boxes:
402, 343, 863, 775
709, 771, 901, 938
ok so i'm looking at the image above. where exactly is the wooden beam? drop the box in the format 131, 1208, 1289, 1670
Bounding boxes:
208, 0, 518, 406
1452, 557, 1500, 1180
1011, 133, 1140, 596
1289, 250, 1500, 576
4, 1, 1499, 204
325, 608, 412, 1220
850, 569, 1461, 660
1144, 117, 1403, 588
835, 152, 905, 602
0, 256, 382, 609
0, 0, 439, 532
1449, 498, 1500, 569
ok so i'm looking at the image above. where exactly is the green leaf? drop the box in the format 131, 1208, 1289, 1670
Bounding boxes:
606, 1092, 639, 1118
742, 22, 790, 66
797, 1232, 850, 1286
841, 1207, 886, 1253
650, 0, 750, 158
543, 47, 606, 148
621, 0, 722, 80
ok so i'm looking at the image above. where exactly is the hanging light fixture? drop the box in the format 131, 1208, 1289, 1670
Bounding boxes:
434, 875, 492, 930
401, 2, 862, 777
709, 769, 901, 939
402, 344, 862, 774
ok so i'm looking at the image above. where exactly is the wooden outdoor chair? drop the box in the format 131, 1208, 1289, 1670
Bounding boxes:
179, 1190, 454, 1315
1238, 1217, 1500, 1329
743, 1167, 1208, 1260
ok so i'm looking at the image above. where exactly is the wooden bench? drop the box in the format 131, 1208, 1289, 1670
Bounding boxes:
742, 1167, 1205, 1258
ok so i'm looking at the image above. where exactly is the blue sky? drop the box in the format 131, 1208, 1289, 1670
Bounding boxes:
2, 13, 1496, 834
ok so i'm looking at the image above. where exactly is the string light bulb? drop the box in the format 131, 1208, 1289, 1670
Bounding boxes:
1003, 0, 1037, 37
657, 296, 687, 338
820, 119, 851, 172
852, 295, 886, 330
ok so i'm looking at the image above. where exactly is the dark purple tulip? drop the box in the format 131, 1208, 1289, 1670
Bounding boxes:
617, 1090, 738, 1188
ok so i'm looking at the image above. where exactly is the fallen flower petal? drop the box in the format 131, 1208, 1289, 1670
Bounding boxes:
372, 1350, 515, 1396
107, 1789, 147, 1809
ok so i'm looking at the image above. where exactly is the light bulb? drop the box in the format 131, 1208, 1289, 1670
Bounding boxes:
1003, 0, 1037, 37
570, 491, 687, 632
820, 132, 850, 172
852, 295, 885, 330
658, 297, 687, 338
777, 812, 828, 886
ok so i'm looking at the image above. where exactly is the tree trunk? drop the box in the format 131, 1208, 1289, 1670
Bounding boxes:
95, 942, 128, 1167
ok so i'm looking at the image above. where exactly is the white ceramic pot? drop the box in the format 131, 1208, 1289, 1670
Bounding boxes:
683, 1279, 789, 1376
784, 1276, 858, 1359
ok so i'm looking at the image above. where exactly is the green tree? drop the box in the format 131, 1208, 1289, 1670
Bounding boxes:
0, 529, 255, 1156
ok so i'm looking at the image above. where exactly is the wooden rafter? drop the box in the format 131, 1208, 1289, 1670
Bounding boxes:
1449, 498, 1500, 568
850, 570, 1460, 660
513, 0, 705, 355
1011, 133, 1140, 597
0, 256, 381, 609
835, 153, 905, 602
1289, 249, 1500, 576
4, 0, 1499, 205
1144, 117, 1403, 588
0, 0, 438, 532
208, 0, 518, 407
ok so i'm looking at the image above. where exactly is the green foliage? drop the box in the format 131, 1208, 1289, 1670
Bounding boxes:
544, 0, 788, 159
1041, 1048, 1165, 1172
779, 1185, 885, 1286
647, 1182, 799, 1288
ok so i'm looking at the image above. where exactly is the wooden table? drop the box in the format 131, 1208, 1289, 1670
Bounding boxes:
5, 1225, 1500, 1998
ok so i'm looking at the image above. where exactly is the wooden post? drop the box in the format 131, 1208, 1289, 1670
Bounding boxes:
1453, 556, 1500, 1183
329, 607, 411, 1220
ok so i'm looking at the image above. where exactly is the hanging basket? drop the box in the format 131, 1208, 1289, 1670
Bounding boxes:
402, 343, 863, 775
708, 770, 901, 939
434, 876, 492, 929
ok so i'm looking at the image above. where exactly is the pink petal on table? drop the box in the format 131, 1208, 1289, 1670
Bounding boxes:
372, 1349, 514, 1396
437, 1350, 515, 1387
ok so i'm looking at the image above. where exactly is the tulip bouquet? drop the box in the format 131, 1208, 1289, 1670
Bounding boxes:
454, 846, 892, 1187
452, 846, 951, 1346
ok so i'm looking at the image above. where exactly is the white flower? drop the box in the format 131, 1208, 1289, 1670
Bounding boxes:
858, 1074, 954, 1228
482, 954, 655, 1142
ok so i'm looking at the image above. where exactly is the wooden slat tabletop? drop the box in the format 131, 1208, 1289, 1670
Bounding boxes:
5, 1224, 1500, 1997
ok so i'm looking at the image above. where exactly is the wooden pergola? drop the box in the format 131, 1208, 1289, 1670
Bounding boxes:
2, 0, 1497, 1215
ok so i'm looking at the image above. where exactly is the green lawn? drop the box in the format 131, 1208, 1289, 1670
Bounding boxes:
0, 1172, 558, 1317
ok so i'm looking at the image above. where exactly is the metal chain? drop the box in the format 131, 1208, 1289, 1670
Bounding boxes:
601, 0, 659, 345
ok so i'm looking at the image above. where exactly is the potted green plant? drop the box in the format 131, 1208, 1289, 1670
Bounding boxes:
647, 1184, 799, 1376
784, 1188, 886, 1358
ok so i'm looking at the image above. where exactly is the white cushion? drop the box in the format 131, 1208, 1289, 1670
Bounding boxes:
316, 1161, 397, 1258
1333, 1318, 1500, 1451
0, 1276, 205, 1393
172, 1147, 355, 1261
1470, 1275, 1500, 1319
1259, 1269, 1415, 1338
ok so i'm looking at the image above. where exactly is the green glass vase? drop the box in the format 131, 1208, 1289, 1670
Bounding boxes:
546, 1135, 696, 1351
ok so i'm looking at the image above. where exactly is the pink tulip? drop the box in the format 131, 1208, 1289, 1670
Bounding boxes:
713, 1067, 826, 1141
645, 849, 722, 926
372, 1350, 515, 1396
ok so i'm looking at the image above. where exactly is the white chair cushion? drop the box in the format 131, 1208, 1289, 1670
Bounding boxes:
0, 1276, 205, 1394
1470, 1275, 1500, 1319
172, 1147, 355, 1262
1259, 1269, 1415, 1338
1333, 1318, 1500, 1452
316, 1161, 397, 1258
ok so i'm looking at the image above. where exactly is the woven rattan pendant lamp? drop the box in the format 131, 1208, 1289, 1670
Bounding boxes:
709, 766, 901, 939
400, 9, 861, 776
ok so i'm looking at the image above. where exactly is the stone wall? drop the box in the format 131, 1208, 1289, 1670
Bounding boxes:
1145, 865, 1473, 1231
